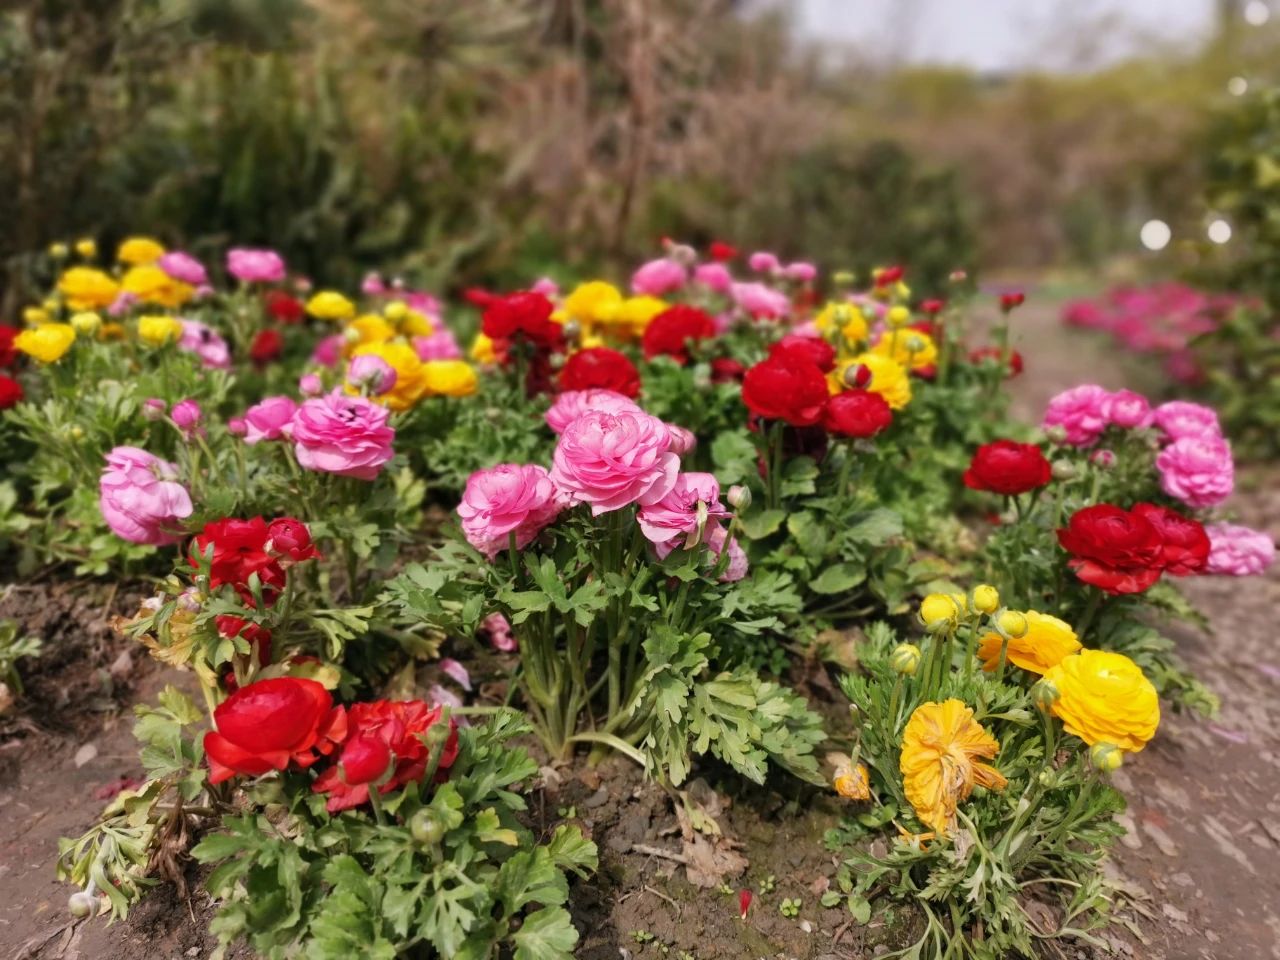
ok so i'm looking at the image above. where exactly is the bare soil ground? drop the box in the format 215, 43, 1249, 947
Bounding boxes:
1, 294, 1276, 960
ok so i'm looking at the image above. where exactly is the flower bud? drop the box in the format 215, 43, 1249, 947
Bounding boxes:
904, 334, 925, 353
1090, 742, 1124, 772
832, 270, 856, 286
227, 417, 247, 437
996, 609, 1028, 638
1050, 460, 1077, 481
561, 319, 582, 342
919, 593, 960, 631
1031, 679, 1060, 713
70, 311, 101, 335
24, 306, 50, 325
68, 891, 97, 917
949, 269, 968, 283
727, 485, 751, 511
347, 354, 397, 396
843, 363, 872, 389
299, 373, 323, 397
971, 584, 999, 614
75, 238, 97, 258
171, 399, 203, 434
887, 305, 911, 328
49, 241, 69, 258
1089, 449, 1116, 470
142, 398, 167, 421
1044, 424, 1068, 444
889, 643, 922, 676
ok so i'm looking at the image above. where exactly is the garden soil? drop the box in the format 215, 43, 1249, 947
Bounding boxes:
2, 296, 1277, 960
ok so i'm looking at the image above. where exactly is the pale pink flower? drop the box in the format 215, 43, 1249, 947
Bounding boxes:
531, 277, 560, 298
654, 522, 748, 582
1156, 435, 1234, 508
1101, 389, 1153, 429
242, 396, 299, 445
481, 612, 517, 652
545, 389, 641, 434
1204, 523, 1275, 576
748, 251, 780, 273
157, 251, 208, 287
360, 272, 386, 295
226, 248, 286, 284
412, 328, 463, 361
299, 373, 323, 397
292, 392, 394, 480
638, 472, 729, 546
1042, 384, 1110, 446
631, 258, 687, 296
108, 292, 138, 316
693, 262, 733, 294
731, 281, 790, 319
550, 410, 679, 515
1153, 400, 1222, 443
439, 658, 472, 691
99, 446, 193, 545
668, 425, 697, 456
457, 463, 562, 558
347, 354, 396, 395
178, 320, 230, 369
783, 261, 818, 282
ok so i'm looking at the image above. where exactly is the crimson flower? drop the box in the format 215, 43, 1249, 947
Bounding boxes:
191, 517, 286, 602
963, 440, 1051, 496
264, 290, 305, 324
1057, 504, 1164, 594
249, 328, 283, 364
769, 335, 835, 373
642, 305, 716, 364
709, 241, 738, 262
1131, 502, 1209, 576
482, 292, 562, 351
204, 678, 346, 783
741, 354, 829, 426
559, 347, 641, 398
823, 389, 892, 438
0, 374, 23, 410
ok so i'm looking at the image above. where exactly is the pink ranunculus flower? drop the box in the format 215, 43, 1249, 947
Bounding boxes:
1155, 435, 1234, 508
412, 328, 463, 361
292, 392, 394, 481
171, 399, 203, 437
667, 425, 696, 457
299, 373, 323, 397
748, 251, 781, 274
99, 446, 193, 546
1152, 400, 1222, 443
783, 261, 817, 282
530, 277, 560, 298
731, 281, 790, 319
360, 272, 386, 296
1101, 389, 1153, 429
550, 409, 679, 515
178, 320, 230, 369
1042, 384, 1110, 446
544, 389, 641, 434
654, 522, 748, 582
693, 262, 733, 294
242, 396, 299, 445
158, 251, 208, 287
347, 354, 396, 395
457, 463, 563, 559
481, 612, 517, 652
631, 258, 687, 296
311, 334, 344, 368
638, 472, 729, 546
227, 417, 247, 437
1204, 523, 1275, 576
226, 248, 286, 284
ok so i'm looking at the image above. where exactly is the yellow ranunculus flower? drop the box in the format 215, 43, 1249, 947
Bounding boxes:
399, 308, 435, 338
900, 699, 1007, 836
871, 329, 937, 372
350, 341, 427, 411
122, 265, 193, 308
828, 752, 870, 800
470, 333, 498, 365
137, 314, 183, 347
1043, 650, 1159, 753
563, 281, 623, 328
70, 311, 102, 336
975, 611, 1080, 675
307, 290, 356, 321
831, 353, 911, 410
422, 360, 478, 398
615, 295, 668, 337
74, 238, 98, 259
814, 301, 869, 345
16, 323, 77, 363
58, 267, 120, 311
117, 236, 166, 265
346, 314, 396, 350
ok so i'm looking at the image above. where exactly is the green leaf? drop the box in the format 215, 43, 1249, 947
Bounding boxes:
846, 508, 904, 545
512, 906, 580, 960
739, 508, 787, 539
808, 562, 867, 595
545, 826, 598, 878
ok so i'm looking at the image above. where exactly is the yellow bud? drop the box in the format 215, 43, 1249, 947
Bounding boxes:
920, 593, 960, 630
1090, 742, 1124, 772
887, 305, 911, 328
996, 610, 1029, 638
1031, 679, 1060, 713
384, 300, 408, 321
49, 242, 69, 259
70, 311, 101, 335
889, 643, 922, 676
832, 270, 856, 286
74, 238, 98, 258
971, 585, 999, 614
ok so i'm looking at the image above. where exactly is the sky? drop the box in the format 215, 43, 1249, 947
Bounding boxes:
775, 0, 1222, 72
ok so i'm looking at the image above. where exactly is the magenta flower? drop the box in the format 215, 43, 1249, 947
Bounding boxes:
693, 262, 733, 294
242, 396, 299, 445
1204, 523, 1275, 576
99, 446, 193, 545
1042, 384, 1110, 446
545, 388, 641, 434
171, 399, 203, 437
158, 251, 208, 287
457, 464, 562, 559
1101, 389, 1152, 429
1156, 435, 1234, 508
311, 334, 344, 368
748, 251, 781, 273
631, 258, 687, 296
638, 472, 729, 546
292, 392, 394, 480
1153, 400, 1222, 443
226, 248, 286, 284
178, 320, 231, 370
481, 612, 517, 652
550, 409, 679, 515
412, 328, 463, 361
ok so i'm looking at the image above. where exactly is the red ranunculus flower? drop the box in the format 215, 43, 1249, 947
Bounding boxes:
0, 325, 19, 367
875, 265, 905, 286
1131, 502, 1210, 576
560, 347, 641, 398
0, 374, 23, 410
709, 241, 738, 262
770, 335, 836, 373
710, 357, 746, 384
204, 677, 346, 783
191, 517, 287, 601
741, 355, 829, 426
962, 440, 1052, 496
215, 615, 273, 671
250, 328, 283, 364
1057, 504, 1164, 594
482, 291, 562, 351
264, 290, 306, 324
312, 700, 460, 813
823, 388, 893, 438
921, 299, 945, 315
266, 517, 320, 564
642, 305, 716, 364
999, 291, 1026, 311
969, 346, 1024, 377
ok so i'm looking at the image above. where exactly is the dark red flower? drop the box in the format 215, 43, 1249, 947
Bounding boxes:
249, 329, 283, 364
875, 266, 905, 286
969, 346, 1024, 377
963, 440, 1052, 496
191, 517, 286, 602
709, 241, 738, 262
264, 290, 306, 324
823, 389, 892, 438
642, 305, 716, 364
0, 374, 22, 410
266, 517, 319, 564
1131, 503, 1210, 576
999, 291, 1026, 312
769, 335, 835, 373
741, 355, 829, 427
312, 700, 460, 813
464, 287, 499, 309
0, 325, 19, 367
560, 347, 641, 398
204, 677, 346, 784
482, 292, 562, 351
921, 299, 945, 315
710, 357, 746, 384
1057, 504, 1164, 595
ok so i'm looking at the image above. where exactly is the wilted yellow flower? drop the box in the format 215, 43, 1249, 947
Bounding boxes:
74, 238, 98, 259
345, 314, 396, 350
900, 699, 1007, 836
350, 341, 427, 411
422, 360, 478, 398
121, 265, 193, 308
70, 311, 102, 336
307, 290, 356, 321
871, 329, 937, 372
137, 314, 183, 347
58, 267, 120, 311
1043, 650, 1159, 753
117, 236, 166, 265
814, 301, 869, 345
563, 281, 623, 329
470, 333, 498, 365
615, 295, 668, 336
15, 323, 76, 363
828, 752, 871, 800
830, 353, 911, 409
976, 611, 1080, 675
